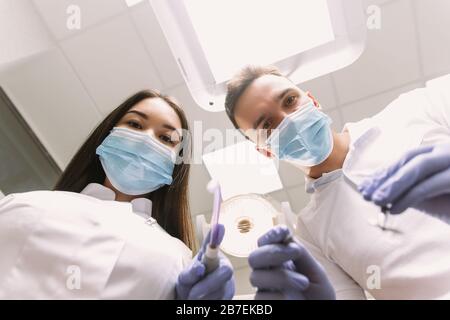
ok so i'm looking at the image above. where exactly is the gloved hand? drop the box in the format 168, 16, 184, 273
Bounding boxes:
176, 224, 235, 300
359, 142, 450, 222
248, 225, 335, 300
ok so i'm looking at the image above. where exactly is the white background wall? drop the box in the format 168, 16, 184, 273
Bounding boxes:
1, 0, 450, 295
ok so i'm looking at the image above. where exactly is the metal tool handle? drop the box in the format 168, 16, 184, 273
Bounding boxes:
202, 246, 220, 274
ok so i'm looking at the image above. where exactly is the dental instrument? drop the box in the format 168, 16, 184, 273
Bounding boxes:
343, 174, 391, 231
201, 179, 222, 273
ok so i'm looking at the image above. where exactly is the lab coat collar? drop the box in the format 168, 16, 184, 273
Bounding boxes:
305, 119, 381, 193
81, 183, 116, 201
305, 170, 342, 193
80, 183, 153, 218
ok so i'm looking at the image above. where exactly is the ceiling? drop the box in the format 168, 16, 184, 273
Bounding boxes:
1, 0, 450, 294
0, 0, 450, 213
1, 0, 449, 212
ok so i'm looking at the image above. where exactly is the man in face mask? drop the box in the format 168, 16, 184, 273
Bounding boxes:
225, 65, 450, 300
226, 68, 348, 179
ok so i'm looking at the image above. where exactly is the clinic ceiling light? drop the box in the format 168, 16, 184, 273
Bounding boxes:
150, 0, 366, 112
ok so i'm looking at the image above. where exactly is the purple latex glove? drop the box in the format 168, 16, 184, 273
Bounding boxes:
248, 225, 335, 300
176, 224, 235, 300
359, 142, 450, 222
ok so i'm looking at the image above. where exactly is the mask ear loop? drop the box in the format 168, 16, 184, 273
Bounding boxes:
306, 91, 321, 109
255, 130, 275, 159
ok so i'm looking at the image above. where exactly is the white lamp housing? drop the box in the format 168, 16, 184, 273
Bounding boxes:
150, 0, 366, 112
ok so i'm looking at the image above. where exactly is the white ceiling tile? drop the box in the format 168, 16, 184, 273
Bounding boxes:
166, 83, 233, 132
188, 164, 214, 216
32, 0, 127, 40
425, 72, 450, 84
332, 0, 421, 104
363, 0, 393, 6
60, 14, 163, 115
327, 108, 344, 133
286, 185, 311, 213
0, 49, 101, 169
0, 0, 54, 66
414, 0, 450, 77
129, 1, 184, 88
340, 82, 422, 124
298, 75, 337, 110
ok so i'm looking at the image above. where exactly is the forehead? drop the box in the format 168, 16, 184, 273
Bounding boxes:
234, 75, 298, 126
129, 97, 182, 128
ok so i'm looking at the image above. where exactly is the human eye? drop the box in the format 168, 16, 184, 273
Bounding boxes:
159, 134, 177, 147
126, 120, 143, 130
284, 95, 298, 108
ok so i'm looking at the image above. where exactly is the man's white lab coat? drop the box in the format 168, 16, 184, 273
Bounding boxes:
295, 74, 450, 299
0, 183, 192, 299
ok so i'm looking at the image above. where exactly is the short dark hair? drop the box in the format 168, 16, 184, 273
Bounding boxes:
225, 65, 284, 129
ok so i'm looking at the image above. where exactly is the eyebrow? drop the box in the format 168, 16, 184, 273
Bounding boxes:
127, 110, 148, 120
127, 110, 180, 137
277, 88, 293, 102
162, 124, 176, 131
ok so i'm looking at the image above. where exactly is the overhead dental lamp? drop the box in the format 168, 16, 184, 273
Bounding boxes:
150, 0, 367, 112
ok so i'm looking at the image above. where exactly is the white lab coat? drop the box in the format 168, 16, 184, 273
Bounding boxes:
0, 183, 192, 299
294, 74, 450, 300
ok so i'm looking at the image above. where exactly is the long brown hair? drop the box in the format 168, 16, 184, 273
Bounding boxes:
54, 90, 195, 250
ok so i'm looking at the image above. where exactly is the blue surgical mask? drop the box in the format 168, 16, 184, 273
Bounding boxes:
266, 101, 333, 167
96, 127, 176, 195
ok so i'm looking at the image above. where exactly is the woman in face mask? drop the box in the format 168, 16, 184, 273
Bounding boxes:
0, 90, 234, 300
